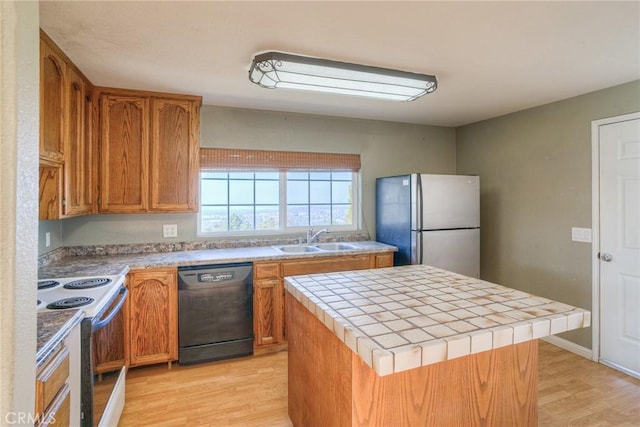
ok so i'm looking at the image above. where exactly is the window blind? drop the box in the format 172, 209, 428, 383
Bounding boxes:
200, 148, 361, 171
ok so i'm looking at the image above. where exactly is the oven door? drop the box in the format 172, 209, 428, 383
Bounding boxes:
81, 286, 128, 427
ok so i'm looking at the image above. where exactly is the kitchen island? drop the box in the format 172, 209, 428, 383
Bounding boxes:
284, 265, 590, 426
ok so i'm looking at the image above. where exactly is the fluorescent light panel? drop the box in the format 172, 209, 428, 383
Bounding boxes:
249, 51, 437, 102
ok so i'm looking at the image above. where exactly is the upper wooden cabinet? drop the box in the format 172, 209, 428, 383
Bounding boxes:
99, 93, 150, 213
39, 29, 202, 219
97, 88, 201, 213
39, 30, 95, 220
40, 36, 66, 162
64, 68, 93, 216
150, 98, 200, 212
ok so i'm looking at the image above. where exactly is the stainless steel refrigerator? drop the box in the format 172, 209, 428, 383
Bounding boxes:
376, 174, 480, 277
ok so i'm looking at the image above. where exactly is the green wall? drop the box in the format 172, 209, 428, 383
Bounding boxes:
38, 81, 640, 350
47, 107, 455, 249
456, 80, 640, 348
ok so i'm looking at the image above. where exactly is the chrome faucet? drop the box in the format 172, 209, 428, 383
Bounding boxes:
306, 228, 329, 244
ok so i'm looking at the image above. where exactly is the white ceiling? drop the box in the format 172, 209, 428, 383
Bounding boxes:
40, 1, 640, 127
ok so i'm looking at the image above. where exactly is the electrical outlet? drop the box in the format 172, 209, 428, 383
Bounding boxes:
45, 232, 51, 248
163, 224, 178, 238
571, 227, 592, 243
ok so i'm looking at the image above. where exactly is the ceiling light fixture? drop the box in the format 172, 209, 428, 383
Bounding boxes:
248, 51, 437, 102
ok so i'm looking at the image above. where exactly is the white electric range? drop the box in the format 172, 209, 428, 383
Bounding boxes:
37, 274, 128, 427
37, 275, 125, 317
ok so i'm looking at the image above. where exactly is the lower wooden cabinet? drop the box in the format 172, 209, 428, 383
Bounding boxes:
121, 253, 393, 362
128, 268, 178, 367
93, 282, 129, 373
373, 252, 394, 268
35, 345, 70, 426
38, 385, 70, 427
282, 254, 372, 276
253, 252, 395, 351
253, 263, 283, 348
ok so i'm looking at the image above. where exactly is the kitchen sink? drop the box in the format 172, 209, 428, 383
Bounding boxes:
273, 243, 358, 253
313, 243, 357, 251
274, 245, 320, 253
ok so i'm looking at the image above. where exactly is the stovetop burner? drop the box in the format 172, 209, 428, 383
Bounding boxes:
63, 278, 112, 290
38, 280, 60, 290
38, 274, 125, 317
47, 296, 95, 310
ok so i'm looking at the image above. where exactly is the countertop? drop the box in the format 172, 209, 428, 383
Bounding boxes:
35, 241, 395, 369
36, 309, 83, 368
38, 241, 396, 279
284, 264, 591, 377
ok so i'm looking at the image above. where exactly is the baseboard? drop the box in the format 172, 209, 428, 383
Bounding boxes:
541, 335, 593, 360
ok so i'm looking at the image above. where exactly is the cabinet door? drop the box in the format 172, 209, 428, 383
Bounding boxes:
40, 39, 66, 162
128, 269, 177, 366
254, 278, 283, 347
254, 263, 283, 348
84, 87, 97, 214
149, 98, 199, 212
39, 158, 64, 220
64, 68, 86, 216
99, 94, 149, 212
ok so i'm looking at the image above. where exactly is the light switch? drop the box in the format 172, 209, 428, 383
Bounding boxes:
45, 232, 51, 248
571, 227, 592, 243
163, 224, 178, 238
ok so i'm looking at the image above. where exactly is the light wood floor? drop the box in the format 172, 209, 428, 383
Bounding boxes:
119, 341, 639, 426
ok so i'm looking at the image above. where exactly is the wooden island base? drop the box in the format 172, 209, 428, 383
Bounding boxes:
287, 293, 538, 427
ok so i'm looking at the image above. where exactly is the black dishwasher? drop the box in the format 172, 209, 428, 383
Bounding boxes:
177, 263, 253, 365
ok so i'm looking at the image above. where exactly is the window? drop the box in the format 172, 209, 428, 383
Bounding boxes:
200, 171, 280, 233
286, 171, 353, 227
199, 170, 358, 235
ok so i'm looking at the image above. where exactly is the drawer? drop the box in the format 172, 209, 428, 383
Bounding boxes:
374, 253, 394, 268
37, 383, 70, 427
35, 346, 69, 417
254, 262, 280, 279
282, 255, 371, 276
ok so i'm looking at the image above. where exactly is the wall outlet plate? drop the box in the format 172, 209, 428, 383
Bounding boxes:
571, 227, 592, 243
163, 224, 178, 238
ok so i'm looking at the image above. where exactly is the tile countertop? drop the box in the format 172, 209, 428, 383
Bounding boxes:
36, 309, 83, 368
284, 264, 591, 377
38, 241, 396, 279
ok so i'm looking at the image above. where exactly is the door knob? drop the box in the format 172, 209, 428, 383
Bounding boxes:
599, 252, 613, 262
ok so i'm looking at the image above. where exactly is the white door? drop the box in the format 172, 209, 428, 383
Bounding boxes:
598, 115, 640, 378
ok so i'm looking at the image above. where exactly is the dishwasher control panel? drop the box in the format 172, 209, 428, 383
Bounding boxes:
177, 263, 253, 290
199, 272, 235, 282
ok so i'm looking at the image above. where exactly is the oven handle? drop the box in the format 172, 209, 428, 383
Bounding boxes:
92, 286, 128, 333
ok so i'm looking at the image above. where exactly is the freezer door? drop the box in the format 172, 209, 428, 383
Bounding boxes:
420, 229, 480, 278
413, 174, 480, 230
376, 175, 413, 265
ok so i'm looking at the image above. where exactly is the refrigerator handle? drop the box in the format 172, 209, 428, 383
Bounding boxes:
417, 231, 423, 264
416, 174, 424, 231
